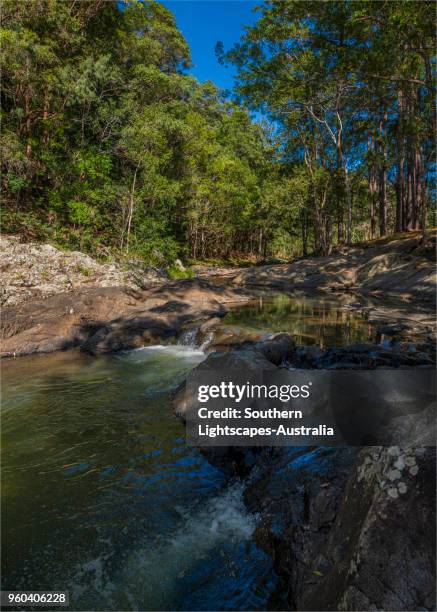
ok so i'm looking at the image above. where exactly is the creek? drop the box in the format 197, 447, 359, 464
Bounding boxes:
1, 293, 378, 610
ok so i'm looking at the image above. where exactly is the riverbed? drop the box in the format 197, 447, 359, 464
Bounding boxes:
1, 294, 380, 610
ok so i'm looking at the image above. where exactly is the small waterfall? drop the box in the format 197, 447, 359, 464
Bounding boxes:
200, 329, 215, 351
177, 327, 200, 346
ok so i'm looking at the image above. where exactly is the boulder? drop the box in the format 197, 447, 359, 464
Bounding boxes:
0, 235, 166, 306
1, 279, 252, 357
173, 334, 295, 475
303, 446, 436, 611
246, 445, 436, 611
173, 331, 435, 610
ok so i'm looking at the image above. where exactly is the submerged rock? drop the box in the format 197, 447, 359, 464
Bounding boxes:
290, 342, 435, 370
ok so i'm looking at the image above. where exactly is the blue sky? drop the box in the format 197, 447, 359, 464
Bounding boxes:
163, 1, 259, 91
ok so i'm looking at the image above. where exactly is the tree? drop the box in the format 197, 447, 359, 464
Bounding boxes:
220, 0, 435, 245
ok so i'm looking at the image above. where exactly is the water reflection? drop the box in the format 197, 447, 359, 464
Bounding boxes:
224, 293, 377, 348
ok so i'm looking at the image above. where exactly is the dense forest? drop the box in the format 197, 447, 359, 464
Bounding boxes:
1, 0, 435, 265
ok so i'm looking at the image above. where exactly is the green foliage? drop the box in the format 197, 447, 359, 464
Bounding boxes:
129, 217, 180, 265
1, 0, 284, 264
223, 0, 435, 249
2, 0, 433, 266
167, 266, 195, 280
67, 201, 94, 226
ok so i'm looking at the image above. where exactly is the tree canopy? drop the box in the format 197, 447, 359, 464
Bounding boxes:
221, 0, 436, 253
2, 0, 435, 264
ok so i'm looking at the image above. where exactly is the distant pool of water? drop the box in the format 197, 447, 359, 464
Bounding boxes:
222, 293, 378, 348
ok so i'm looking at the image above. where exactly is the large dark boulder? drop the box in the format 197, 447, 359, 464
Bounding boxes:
174, 334, 436, 610
244, 445, 436, 611
173, 333, 295, 475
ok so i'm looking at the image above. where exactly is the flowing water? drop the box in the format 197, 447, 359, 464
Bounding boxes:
1, 347, 276, 611
1, 294, 376, 610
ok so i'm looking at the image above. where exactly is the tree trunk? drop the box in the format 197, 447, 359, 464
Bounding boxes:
325, 217, 332, 255
405, 152, 414, 230
395, 158, 405, 232
396, 90, 406, 232
201, 229, 206, 258
378, 165, 386, 236
125, 162, 140, 252
370, 182, 377, 239
345, 166, 352, 244
192, 226, 198, 259
300, 209, 308, 256
378, 113, 387, 236
412, 146, 422, 230
420, 173, 428, 231
314, 210, 322, 255
312, 183, 323, 255
337, 214, 344, 244
258, 228, 263, 257
368, 136, 377, 238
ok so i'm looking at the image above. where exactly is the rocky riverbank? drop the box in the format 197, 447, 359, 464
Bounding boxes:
173, 334, 436, 610
248, 443, 435, 611
0, 235, 170, 307
2, 232, 436, 609
172, 242, 436, 611
1, 231, 435, 358
1, 279, 252, 358
197, 230, 436, 303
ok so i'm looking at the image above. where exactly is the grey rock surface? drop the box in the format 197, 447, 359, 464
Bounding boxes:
0, 235, 166, 306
